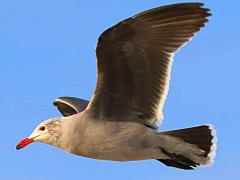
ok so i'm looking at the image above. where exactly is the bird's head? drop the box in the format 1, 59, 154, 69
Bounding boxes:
16, 118, 63, 150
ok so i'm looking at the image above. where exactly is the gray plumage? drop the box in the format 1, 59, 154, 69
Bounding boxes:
17, 3, 217, 170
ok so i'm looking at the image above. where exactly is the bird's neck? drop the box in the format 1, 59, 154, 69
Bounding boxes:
56, 113, 87, 153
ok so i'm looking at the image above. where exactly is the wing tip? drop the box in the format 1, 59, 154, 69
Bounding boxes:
134, 2, 211, 18
53, 97, 65, 106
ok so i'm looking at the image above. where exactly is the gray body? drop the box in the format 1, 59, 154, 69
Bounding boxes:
56, 111, 204, 163
61, 113, 162, 161
19, 3, 217, 170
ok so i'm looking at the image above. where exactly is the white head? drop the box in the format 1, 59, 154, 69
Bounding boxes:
16, 118, 63, 150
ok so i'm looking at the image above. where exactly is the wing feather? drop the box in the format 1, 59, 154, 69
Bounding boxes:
86, 3, 210, 128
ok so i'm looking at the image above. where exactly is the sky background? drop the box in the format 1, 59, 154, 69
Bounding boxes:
0, 0, 239, 179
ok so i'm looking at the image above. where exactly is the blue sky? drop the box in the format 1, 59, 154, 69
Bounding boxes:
1, 0, 239, 179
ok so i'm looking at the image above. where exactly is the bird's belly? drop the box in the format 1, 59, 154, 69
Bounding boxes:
88, 148, 154, 162
68, 121, 158, 161
74, 139, 156, 161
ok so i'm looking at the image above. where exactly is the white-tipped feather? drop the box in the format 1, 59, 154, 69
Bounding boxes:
154, 53, 174, 126
205, 124, 217, 166
154, 35, 197, 127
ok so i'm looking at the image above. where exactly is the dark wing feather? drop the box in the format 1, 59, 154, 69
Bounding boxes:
86, 3, 211, 128
53, 97, 89, 117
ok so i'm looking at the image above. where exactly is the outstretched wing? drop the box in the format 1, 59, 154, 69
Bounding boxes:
86, 3, 210, 128
53, 97, 89, 117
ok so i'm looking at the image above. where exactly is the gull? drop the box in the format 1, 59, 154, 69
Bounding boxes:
16, 3, 217, 170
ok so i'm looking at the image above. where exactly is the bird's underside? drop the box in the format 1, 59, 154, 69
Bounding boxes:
17, 3, 217, 170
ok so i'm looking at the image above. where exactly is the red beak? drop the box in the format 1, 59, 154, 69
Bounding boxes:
16, 138, 34, 150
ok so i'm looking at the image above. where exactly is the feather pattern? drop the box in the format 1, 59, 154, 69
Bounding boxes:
86, 3, 211, 128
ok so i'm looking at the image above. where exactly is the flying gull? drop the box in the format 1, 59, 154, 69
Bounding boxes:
17, 3, 217, 170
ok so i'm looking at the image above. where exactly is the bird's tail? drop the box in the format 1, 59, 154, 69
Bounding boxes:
157, 125, 217, 170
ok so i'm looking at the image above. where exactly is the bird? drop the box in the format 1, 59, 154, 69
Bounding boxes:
16, 2, 217, 170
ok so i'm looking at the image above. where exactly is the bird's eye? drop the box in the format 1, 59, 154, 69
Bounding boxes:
39, 126, 46, 131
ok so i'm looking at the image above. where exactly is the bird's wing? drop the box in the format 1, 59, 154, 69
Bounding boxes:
86, 3, 210, 128
53, 97, 89, 117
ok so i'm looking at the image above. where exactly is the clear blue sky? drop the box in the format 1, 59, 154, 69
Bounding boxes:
1, 0, 239, 179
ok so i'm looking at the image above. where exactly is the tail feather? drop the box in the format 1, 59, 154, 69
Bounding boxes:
158, 125, 217, 170
158, 159, 194, 170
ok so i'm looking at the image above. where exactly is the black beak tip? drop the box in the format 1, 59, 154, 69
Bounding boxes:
16, 144, 20, 150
